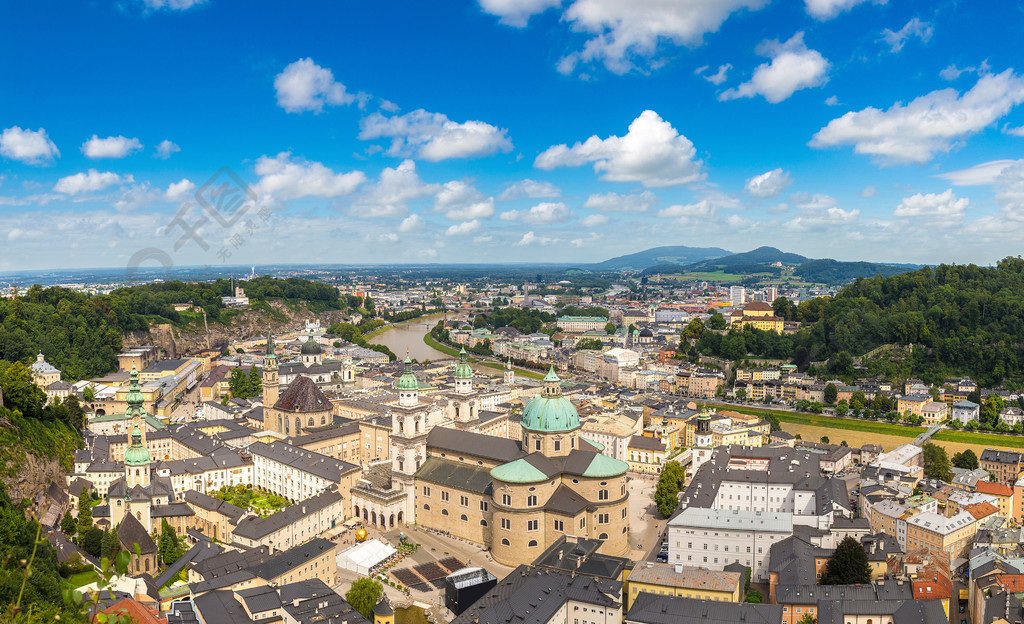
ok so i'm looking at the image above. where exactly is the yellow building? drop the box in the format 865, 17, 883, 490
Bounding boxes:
628, 436, 667, 474
905, 510, 977, 559
728, 302, 784, 332
625, 561, 742, 610
897, 394, 930, 417
921, 401, 949, 425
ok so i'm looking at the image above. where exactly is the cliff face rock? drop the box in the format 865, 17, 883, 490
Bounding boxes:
3, 453, 65, 503
124, 301, 348, 358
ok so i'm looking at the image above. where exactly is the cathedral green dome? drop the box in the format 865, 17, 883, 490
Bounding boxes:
396, 355, 421, 391
520, 366, 580, 433
454, 347, 473, 380
124, 425, 150, 466
300, 334, 323, 355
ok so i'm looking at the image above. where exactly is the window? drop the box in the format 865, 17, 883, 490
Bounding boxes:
598, 513, 609, 524
528, 540, 538, 547
599, 489, 609, 500
554, 519, 564, 531
480, 501, 489, 512
441, 491, 450, 502
461, 514, 468, 521
480, 519, 488, 526
501, 538, 510, 546
535, 439, 541, 451
501, 518, 511, 530
502, 494, 512, 505
527, 520, 538, 531
527, 495, 537, 506
422, 486, 431, 496
580, 517, 586, 528
460, 495, 469, 506
554, 440, 561, 452
441, 509, 448, 516
598, 532, 608, 539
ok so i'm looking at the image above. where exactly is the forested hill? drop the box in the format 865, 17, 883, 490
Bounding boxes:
0, 277, 342, 381
693, 257, 1024, 386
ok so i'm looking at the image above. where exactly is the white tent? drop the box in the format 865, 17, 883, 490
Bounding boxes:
337, 539, 397, 575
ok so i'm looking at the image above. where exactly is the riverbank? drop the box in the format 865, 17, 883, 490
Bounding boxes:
422, 332, 546, 380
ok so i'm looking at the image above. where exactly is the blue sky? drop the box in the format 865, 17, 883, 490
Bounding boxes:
2, 0, 1024, 270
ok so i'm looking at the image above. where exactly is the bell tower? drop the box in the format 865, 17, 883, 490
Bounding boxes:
263, 328, 279, 408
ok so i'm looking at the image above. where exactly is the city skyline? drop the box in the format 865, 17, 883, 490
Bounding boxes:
2, 0, 1024, 270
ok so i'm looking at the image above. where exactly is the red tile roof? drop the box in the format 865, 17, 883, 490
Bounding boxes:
976, 481, 1013, 497
101, 598, 166, 624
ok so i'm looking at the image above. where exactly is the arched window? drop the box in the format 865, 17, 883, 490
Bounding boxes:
528, 540, 538, 547
598, 533, 608, 539
308, 417, 314, 427
480, 520, 488, 526
137, 512, 141, 520
321, 416, 326, 425
461, 514, 468, 521
501, 538, 510, 546
442, 509, 449, 516
294, 418, 300, 433
423, 504, 430, 511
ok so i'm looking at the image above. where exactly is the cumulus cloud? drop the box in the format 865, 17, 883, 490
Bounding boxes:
695, 64, 732, 85
937, 160, 1019, 186
351, 160, 439, 218
554, 0, 768, 75
434, 181, 495, 220
805, 0, 881, 21
478, 0, 561, 26
895, 189, 968, 218
745, 168, 792, 198
811, 70, 1024, 164
720, 32, 830, 103
881, 18, 932, 53
657, 200, 718, 220
81, 135, 142, 159
582, 190, 658, 212
165, 179, 195, 202
940, 61, 990, 81
155, 140, 180, 159
446, 219, 483, 236
0, 127, 60, 165
1005, 125, 1024, 137
359, 109, 512, 161
792, 192, 838, 210
786, 194, 858, 230
535, 110, 703, 188
254, 152, 366, 200
274, 58, 356, 113
514, 231, 558, 246
500, 201, 573, 224
861, 185, 878, 197
399, 214, 424, 232
580, 214, 609, 227
498, 179, 561, 200
54, 169, 132, 195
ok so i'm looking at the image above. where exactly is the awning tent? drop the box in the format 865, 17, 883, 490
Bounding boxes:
337, 539, 397, 575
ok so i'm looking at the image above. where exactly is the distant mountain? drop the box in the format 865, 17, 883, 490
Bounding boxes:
792, 259, 922, 283
591, 245, 731, 271
685, 246, 810, 271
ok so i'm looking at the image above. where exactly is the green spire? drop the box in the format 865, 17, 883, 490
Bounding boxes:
454, 346, 473, 380
265, 326, 275, 357
124, 423, 151, 466
543, 364, 560, 383
396, 352, 420, 391
125, 365, 145, 408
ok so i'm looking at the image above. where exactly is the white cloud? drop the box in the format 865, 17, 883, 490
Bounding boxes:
378, 233, 399, 243
580, 214, 609, 227
500, 201, 573, 224
274, 58, 355, 113
434, 181, 496, 220
745, 168, 792, 198
792, 192, 838, 209
805, 0, 881, 21
54, 169, 132, 195
535, 110, 703, 188
696, 64, 732, 85
940, 60, 990, 81
555, 0, 768, 75
657, 200, 718, 220
0, 127, 60, 165
811, 70, 1024, 164
720, 33, 830, 103
937, 160, 1018, 186
81, 135, 142, 159
446, 220, 483, 236
514, 231, 558, 246
1005, 125, 1024, 137
399, 214, 424, 232
254, 152, 366, 200
141, 0, 206, 9
498, 179, 561, 200
824, 95, 839, 106
359, 109, 512, 161
165, 179, 195, 202
881, 18, 932, 53
478, 0, 561, 26
861, 185, 877, 197
352, 160, 439, 218
895, 189, 968, 218
155, 140, 180, 159
582, 190, 658, 211
786, 205, 859, 230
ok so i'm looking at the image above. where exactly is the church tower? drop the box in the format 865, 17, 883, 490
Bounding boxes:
691, 409, 715, 473
503, 356, 514, 387
454, 347, 473, 395
519, 365, 580, 457
397, 354, 420, 408
263, 329, 279, 409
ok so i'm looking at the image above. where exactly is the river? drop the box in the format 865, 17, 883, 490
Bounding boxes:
368, 315, 452, 362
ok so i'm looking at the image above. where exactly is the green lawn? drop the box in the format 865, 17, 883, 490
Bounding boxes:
67, 570, 99, 588
702, 402, 1024, 450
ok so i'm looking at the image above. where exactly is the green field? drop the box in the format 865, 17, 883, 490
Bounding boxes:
67, 571, 99, 588
211, 485, 290, 517
701, 402, 1024, 450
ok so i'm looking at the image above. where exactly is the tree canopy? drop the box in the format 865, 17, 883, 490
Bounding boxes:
345, 577, 384, 620
820, 536, 872, 585
922, 443, 953, 482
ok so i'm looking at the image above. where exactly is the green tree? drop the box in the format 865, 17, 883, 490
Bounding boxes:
707, 313, 727, 330
735, 388, 747, 401
60, 510, 76, 537
654, 461, 685, 517
0, 361, 47, 420
229, 367, 248, 398
76, 486, 93, 535
823, 383, 838, 405
820, 436, 829, 444
82, 384, 96, 403
247, 365, 262, 397
952, 449, 979, 471
101, 527, 120, 559
744, 590, 762, 603
797, 614, 817, 624
575, 338, 604, 351
81, 526, 104, 558
745, 567, 751, 593
604, 322, 615, 335
345, 577, 384, 620
682, 318, 705, 341
158, 519, 185, 566
62, 394, 85, 430
922, 442, 953, 482
820, 535, 871, 585
834, 400, 848, 416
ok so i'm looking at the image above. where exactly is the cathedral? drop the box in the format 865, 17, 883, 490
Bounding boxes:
262, 333, 335, 438
276, 332, 355, 392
